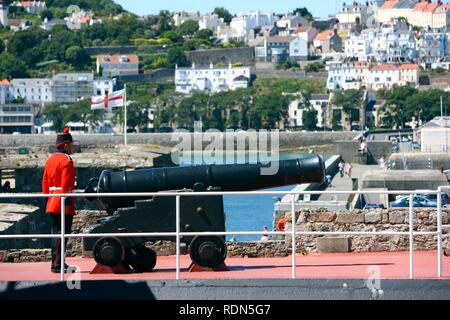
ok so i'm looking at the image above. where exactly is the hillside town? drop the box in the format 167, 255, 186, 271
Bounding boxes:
0, 0, 449, 136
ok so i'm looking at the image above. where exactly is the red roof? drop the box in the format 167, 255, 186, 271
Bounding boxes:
314, 30, 334, 41
399, 64, 418, 70
0, 80, 11, 85
381, 0, 399, 10
371, 64, 398, 71
97, 54, 139, 65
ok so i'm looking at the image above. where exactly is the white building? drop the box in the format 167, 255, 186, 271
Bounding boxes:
336, 1, 372, 26
173, 11, 201, 26
93, 78, 115, 97
326, 60, 370, 90
276, 13, 308, 29
199, 14, 226, 32
366, 63, 419, 90
0, 80, 12, 104
223, 11, 278, 43
296, 25, 319, 44
0, 0, 8, 27
0, 104, 36, 134
11, 1, 46, 14
288, 93, 329, 128
11, 78, 53, 105
265, 36, 308, 62
377, 0, 450, 29
420, 116, 450, 153
345, 21, 417, 62
175, 63, 251, 94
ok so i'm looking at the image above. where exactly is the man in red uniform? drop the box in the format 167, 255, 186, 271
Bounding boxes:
42, 128, 76, 273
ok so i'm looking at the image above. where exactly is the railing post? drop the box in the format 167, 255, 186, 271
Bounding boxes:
60, 197, 65, 282
291, 196, 296, 279
437, 188, 442, 278
409, 194, 414, 279
176, 195, 180, 280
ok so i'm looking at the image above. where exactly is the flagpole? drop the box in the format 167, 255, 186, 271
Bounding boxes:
124, 84, 128, 146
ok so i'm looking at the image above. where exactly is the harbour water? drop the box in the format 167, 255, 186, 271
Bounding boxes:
181, 152, 328, 241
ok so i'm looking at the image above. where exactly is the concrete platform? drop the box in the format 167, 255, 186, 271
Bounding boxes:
0, 250, 449, 282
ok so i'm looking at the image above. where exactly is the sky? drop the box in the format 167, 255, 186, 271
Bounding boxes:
114, 0, 345, 19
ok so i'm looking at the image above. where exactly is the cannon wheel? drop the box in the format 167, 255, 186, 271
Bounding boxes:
189, 236, 227, 269
125, 245, 157, 272
93, 237, 125, 268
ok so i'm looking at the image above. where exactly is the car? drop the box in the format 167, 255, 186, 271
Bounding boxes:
394, 195, 440, 208
421, 193, 450, 205
364, 203, 384, 209
391, 197, 422, 208
411, 142, 421, 150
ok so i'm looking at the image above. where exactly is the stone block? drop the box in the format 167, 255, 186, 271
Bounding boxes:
0, 222, 13, 233
365, 212, 382, 224
441, 212, 449, 225
308, 212, 336, 223
389, 212, 405, 224
316, 237, 350, 253
336, 213, 365, 224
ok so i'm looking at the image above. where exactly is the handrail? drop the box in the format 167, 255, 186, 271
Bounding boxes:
0, 188, 448, 281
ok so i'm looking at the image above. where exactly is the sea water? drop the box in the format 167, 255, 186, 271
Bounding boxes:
180, 152, 327, 242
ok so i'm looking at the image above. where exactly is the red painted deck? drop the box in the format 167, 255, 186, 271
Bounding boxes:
1, 251, 449, 282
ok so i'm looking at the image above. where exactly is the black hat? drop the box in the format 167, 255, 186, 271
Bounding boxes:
55, 127, 73, 148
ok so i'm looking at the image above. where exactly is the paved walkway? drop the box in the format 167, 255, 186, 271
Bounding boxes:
1, 251, 449, 282
320, 164, 374, 203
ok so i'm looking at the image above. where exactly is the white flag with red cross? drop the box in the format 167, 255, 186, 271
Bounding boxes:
91, 89, 125, 111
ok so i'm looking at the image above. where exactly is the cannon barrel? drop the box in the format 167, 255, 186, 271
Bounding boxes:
90, 155, 325, 214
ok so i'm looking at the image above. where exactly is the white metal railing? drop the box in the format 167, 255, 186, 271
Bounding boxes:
0, 188, 448, 282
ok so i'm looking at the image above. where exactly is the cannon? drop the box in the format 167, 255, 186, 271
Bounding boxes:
84, 155, 326, 272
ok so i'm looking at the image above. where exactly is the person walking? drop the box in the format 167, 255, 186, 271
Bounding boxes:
345, 162, 353, 178
42, 128, 77, 273
338, 160, 345, 178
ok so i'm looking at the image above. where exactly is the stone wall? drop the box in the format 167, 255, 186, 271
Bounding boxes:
0, 132, 360, 150
334, 141, 392, 164
283, 208, 450, 253
187, 48, 254, 68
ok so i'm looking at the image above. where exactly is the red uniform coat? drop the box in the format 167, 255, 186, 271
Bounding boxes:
42, 152, 76, 215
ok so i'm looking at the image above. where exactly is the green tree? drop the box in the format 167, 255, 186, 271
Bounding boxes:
112, 101, 150, 132
213, 7, 233, 24
292, 8, 314, 22
0, 52, 28, 78
157, 10, 173, 33
195, 28, 213, 41
382, 85, 418, 128
167, 47, 189, 67
64, 99, 103, 131
40, 9, 54, 21
405, 89, 450, 123
177, 20, 199, 37
331, 89, 364, 130
65, 45, 91, 69
249, 92, 288, 129
42, 104, 66, 132
7, 28, 49, 67
303, 107, 318, 131
0, 41, 4, 54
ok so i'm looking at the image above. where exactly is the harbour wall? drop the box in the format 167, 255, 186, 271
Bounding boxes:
2, 208, 449, 262
0, 132, 360, 151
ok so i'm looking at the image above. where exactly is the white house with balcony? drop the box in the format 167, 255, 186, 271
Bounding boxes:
199, 14, 226, 32
175, 63, 251, 94
220, 11, 278, 43
11, 78, 53, 105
